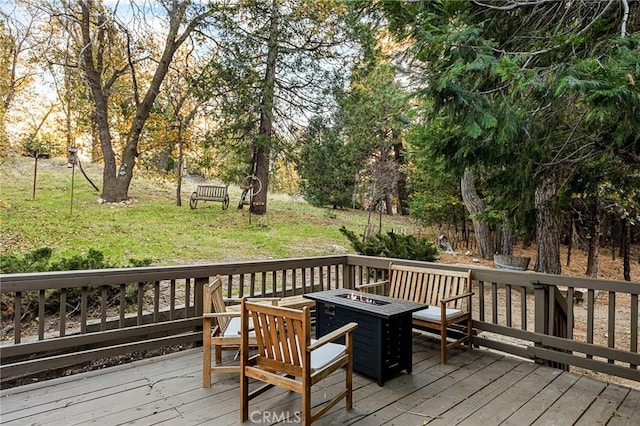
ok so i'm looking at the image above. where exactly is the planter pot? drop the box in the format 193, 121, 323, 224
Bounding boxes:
493, 254, 531, 271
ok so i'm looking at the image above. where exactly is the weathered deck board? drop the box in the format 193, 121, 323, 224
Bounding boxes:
606, 385, 640, 426
456, 363, 564, 425
532, 375, 607, 426
1, 335, 638, 426
574, 383, 631, 426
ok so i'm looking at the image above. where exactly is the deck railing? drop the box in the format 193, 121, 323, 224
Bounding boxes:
1, 255, 638, 386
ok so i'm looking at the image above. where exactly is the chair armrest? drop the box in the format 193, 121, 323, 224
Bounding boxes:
308, 322, 358, 351
247, 297, 280, 306
355, 280, 388, 292
226, 297, 280, 305
203, 311, 240, 318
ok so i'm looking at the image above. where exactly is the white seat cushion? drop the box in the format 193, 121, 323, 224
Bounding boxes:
412, 306, 464, 322
222, 317, 254, 337
310, 339, 346, 371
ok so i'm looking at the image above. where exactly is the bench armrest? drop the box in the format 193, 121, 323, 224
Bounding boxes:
440, 292, 474, 305
308, 322, 358, 351
441, 292, 473, 302
356, 280, 389, 292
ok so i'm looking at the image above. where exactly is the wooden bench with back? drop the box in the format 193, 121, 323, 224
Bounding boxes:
357, 262, 473, 363
189, 185, 230, 210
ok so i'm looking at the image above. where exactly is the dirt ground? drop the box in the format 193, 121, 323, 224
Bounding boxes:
437, 244, 639, 390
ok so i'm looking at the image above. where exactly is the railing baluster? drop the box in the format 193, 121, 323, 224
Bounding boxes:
631, 293, 638, 369
14, 292, 21, 343
38, 289, 45, 340
225, 274, 233, 298
81, 286, 88, 333
154, 281, 160, 323
60, 288, 66, 337
587, 288, 595, 359
137, 282, 144, 326
101, 286, 107, 331
492, 282, 498, 324
302, 268, 307, 294
520, 286, 527, 330
250, 273, 256, 297
238, 274, 245, 298
185, 278, 191, 317
608, 291, 616, 364
567, 287, 574, 339
478, 281, 485, 321
506, 284, 512, 327
170, 279, 176, 320
119, 284, 126, 328
292, 268, 298, 295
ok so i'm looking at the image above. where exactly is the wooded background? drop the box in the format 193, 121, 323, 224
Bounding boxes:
1, 0, 638, 279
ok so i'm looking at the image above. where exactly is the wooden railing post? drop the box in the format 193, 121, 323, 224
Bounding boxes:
533, 281, 548, 365
194, 276, 207, 317
533, 281, 548, 335
342, 262, 353, 290
533, 280, 569, 370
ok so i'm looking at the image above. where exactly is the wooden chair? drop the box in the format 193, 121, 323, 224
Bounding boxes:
240, 299, 357, 425
202, 275, 277, 387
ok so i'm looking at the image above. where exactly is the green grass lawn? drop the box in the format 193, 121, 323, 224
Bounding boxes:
1, 156, 419, 266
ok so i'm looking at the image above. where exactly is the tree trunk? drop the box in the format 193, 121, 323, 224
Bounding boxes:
566, 217, 575, 267
585, 199, 601, 278
251, 0, 279, 215
534, 178, 561, 274
90, 121, 101, 163
384, 192, 393, 215
176, 126, 183, 207
79, 1, 198, 202
393, 140, 409, 215
501, 223, 514, 255
460, 169, 494, 259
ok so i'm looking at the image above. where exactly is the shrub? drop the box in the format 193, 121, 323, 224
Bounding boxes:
339, 226, 438, 261
0, 248, 153, 321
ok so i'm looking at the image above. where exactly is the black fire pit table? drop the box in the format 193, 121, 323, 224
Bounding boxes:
303, 289, 426, 386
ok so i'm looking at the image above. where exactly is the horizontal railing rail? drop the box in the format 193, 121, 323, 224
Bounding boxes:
1, 254, 638, 386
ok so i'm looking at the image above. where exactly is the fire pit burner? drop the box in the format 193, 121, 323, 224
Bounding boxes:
335, 292, 390, 306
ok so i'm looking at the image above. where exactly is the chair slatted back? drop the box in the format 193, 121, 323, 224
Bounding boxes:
388, 263, 472, 310
244, 301, 310, 377
204, 276, 231, 333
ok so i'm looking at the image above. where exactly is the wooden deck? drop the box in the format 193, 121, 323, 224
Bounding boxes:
1, 334, 638, 425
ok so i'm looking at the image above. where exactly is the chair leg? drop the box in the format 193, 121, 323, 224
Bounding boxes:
440, 326, 447, 364
240, 371, 249, 422
203, 318, 212, 388
203, 349, 211, 388
346, 334, 353, 411
302, 382, 311, 425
